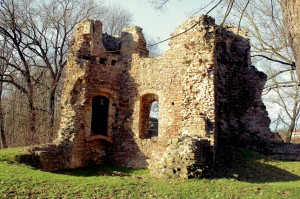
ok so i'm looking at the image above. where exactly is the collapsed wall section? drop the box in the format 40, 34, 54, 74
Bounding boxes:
214, 26, 277, 156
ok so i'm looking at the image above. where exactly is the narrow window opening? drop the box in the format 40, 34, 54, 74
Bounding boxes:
139, 94, 159, 139
91, 96, 109, 136
99, 58, 107, 64
111, 60, 117, 65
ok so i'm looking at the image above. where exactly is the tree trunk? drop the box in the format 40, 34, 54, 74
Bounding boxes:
286, 120, 296, 143
280, 0, 300, 79
28, 88, 37, 145
49, 87, 56, 140
0, 82, 7, 149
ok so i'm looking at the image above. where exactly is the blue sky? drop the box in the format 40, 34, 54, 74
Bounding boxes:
106, 0, 217, 50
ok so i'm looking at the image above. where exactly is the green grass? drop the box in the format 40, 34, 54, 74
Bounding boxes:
0, 147, 300, 198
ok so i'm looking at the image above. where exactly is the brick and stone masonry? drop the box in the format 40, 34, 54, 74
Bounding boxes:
28, 15, 298, 177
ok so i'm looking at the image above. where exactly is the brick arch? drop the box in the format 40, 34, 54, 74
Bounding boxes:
92, 89, 117, 102
139, 93, 159, 139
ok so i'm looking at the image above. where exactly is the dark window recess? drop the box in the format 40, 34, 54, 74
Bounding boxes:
111, 60, 117, 66
91, 96, 109, 136
99, 58, 107, 64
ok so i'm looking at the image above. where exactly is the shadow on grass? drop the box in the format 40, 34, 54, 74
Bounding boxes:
59, 165, 149, 177
210, 149, 300, 183
15, 153, 149, 177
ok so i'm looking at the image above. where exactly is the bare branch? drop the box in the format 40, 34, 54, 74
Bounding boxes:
251, 54, 296, 68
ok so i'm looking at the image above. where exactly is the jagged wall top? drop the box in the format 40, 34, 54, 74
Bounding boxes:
71, 19, 148, 58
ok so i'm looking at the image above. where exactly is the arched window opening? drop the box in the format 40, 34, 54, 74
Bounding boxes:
140, 94, 159, 139
91, 96, 109, 136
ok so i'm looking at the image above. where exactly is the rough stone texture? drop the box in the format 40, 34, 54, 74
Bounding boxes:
26, 143, 72, 172
27, 16, 296, 176
215, 27, 274, 149
151, 134, 212, 179
110, 17, 218, 169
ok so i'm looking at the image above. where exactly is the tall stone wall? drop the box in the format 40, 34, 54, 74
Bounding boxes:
58, 20, 123, 168
111, 16, 216, 169
28, 20, 123, 170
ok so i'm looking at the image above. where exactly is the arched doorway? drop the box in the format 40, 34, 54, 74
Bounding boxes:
91, 96, 109, 136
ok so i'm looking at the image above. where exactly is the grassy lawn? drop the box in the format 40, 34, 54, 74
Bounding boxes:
0, 148, 300, 198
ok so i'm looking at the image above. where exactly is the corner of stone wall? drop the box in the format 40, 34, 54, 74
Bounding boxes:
150, 133, 213, 179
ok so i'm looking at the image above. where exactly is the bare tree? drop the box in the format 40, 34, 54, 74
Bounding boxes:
0, 36, 9, 148
230, 0, 299, 142
148, 0, 170, 10
145, 34, 162, 57
0, 0, 39, 143
280, 0, 300, 80
0, 0, 135, 146
232, 0, 294, 67
0, 0, 104, 144
266, 72, 300, 142
101, 3, 133, 36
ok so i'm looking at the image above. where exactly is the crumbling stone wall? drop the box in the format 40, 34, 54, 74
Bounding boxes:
151, 134, 212, 179
28, 15, 284, 176
214, 26, 275, 149
112, 16, 217, 169
28, 20, 122, 170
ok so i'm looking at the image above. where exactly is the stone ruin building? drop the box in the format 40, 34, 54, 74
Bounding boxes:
28, 15, 298, 178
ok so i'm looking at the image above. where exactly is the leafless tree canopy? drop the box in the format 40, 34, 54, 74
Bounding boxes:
0, 0, 134, 148
102, 3, 134, 36
227, 0, 298, 142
